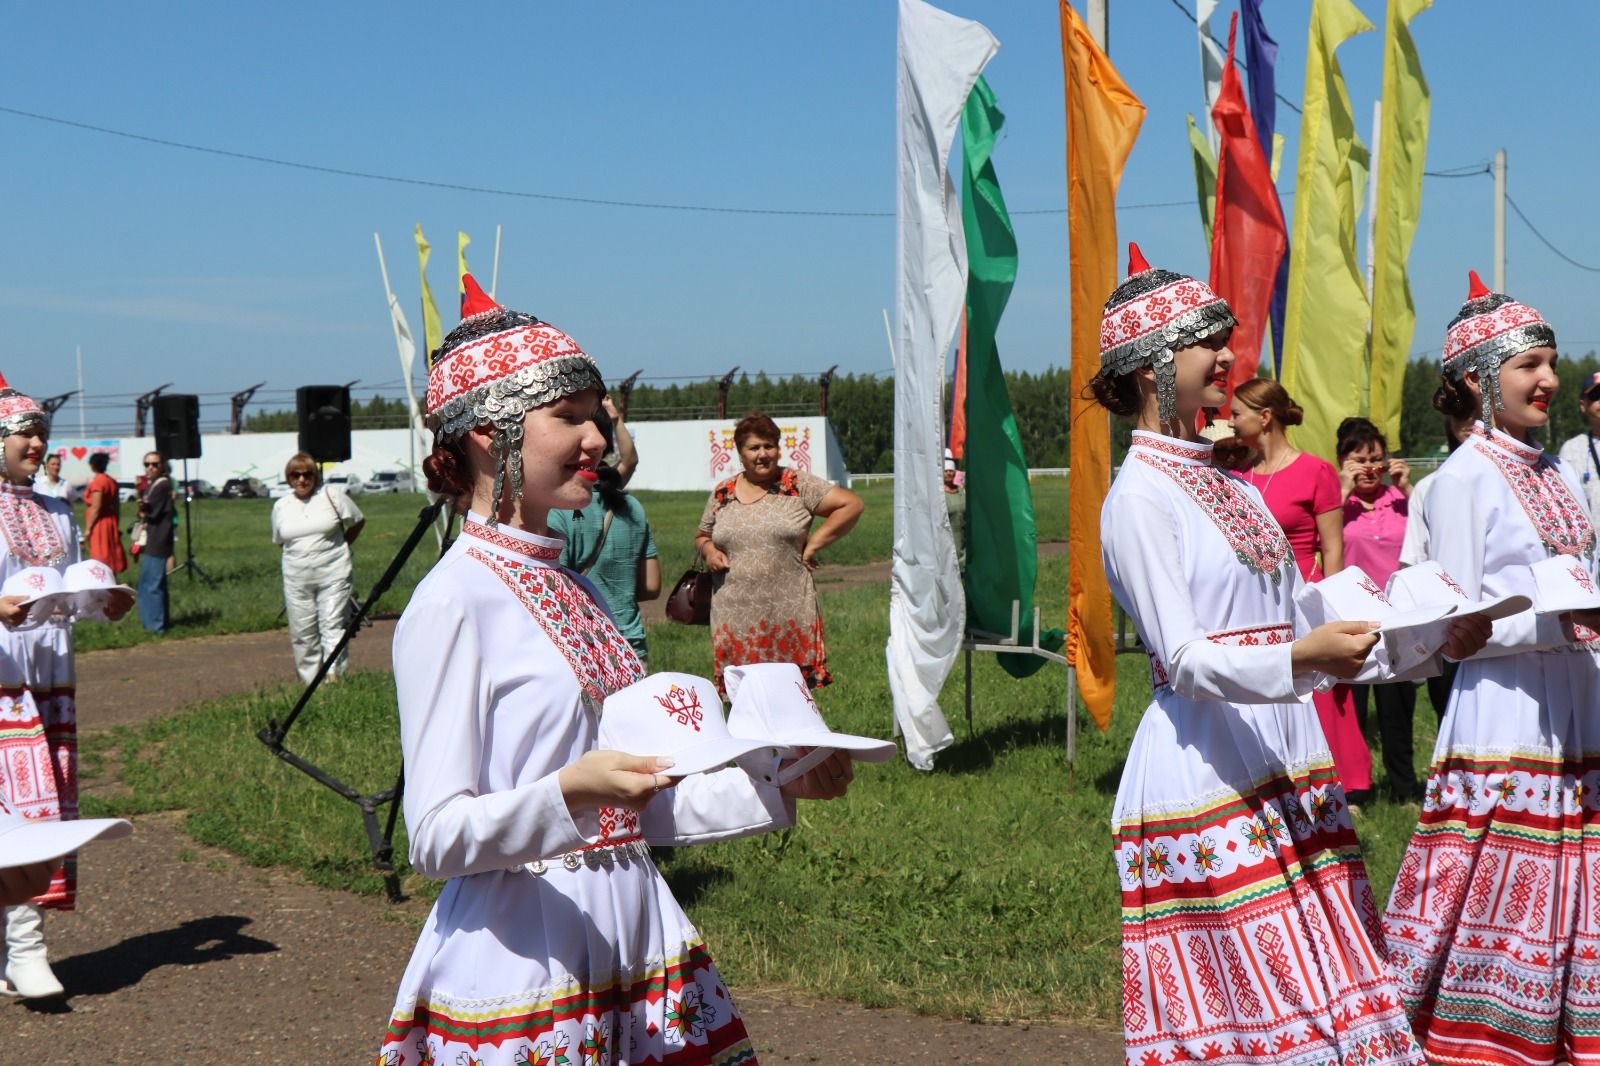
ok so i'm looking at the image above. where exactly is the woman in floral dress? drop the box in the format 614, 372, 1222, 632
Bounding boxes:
378, 277, 854, 1066
1382, 272, 1600, 1065
695, 411, 862, 694
1091, 246, 1490, 1066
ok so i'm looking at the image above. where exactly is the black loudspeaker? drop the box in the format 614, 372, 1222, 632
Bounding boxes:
297, 385, 352, 462
153, 394, 202, 460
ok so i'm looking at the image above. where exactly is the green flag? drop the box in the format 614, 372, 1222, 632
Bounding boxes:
960, 76, 1061, 678
1186, 113, 1218, 248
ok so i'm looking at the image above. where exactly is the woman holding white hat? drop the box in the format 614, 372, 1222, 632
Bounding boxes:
378, 277, 853, 1066
0, 373, 132, 999
1087, 245, 1492, 1066
1381, 273, 1600, 1064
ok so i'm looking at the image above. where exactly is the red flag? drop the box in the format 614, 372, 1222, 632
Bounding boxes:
948, 310, 968, 460
1210, 13, 1286, 395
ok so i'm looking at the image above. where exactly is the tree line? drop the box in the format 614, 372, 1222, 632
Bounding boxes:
244, 352, 1598, 473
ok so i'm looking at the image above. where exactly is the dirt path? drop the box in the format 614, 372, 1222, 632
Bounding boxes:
7, 547, 1121, 1065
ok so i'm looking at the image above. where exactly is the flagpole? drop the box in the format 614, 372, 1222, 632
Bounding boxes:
75, 345, 85, 438
1365, 99, 1381, 299
491, 224, 503, 299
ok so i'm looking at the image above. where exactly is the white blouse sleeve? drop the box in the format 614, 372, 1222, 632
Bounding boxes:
1104, 491, 1315, 703
396, 592, 594, 879
334, 487, 364, 527
640, 765, 794, 846
270, 499, 287, 546
1424, 465, 1566, 656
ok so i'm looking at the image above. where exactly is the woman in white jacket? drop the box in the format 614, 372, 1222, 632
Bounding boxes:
271, 452, 363, 684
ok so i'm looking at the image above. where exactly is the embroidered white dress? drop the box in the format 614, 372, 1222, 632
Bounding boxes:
1381, 426, 1600, 1066
379, 516, 792, 1066
1106, 432, 1424, 1066
0, 481, 80, 907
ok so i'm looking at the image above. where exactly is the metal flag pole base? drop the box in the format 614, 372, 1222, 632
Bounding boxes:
961, 600, 1076, 776
257, 496, 450, 903
170, 459, 218, 590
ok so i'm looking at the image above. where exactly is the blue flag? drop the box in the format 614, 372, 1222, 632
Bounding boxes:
1242, 0, 1288, 374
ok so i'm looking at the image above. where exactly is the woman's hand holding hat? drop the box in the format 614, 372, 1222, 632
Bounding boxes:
1291, 620, 1380, 679
778, 747, 853, 801
559, 749, 678, 815
0, 595, 30, 629
1441, 613, 1494, 661
102, 588, 136, 622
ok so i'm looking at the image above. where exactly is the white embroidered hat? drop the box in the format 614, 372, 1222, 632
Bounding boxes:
62, 560, 135, 623
1386, 562, 1531, 623
0, 795, 130, 867
1, 566, 72, 629
1528, 555, 1600, 615
597, 672, 774, 778
724, 663, 895, 785
1295, 566, 1457, 634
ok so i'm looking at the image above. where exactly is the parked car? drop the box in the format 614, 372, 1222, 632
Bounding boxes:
361, 470, 415, 495
326, 474, 359, 495
268, 480, 292, 499
117, 481, 139, 503
182, 479, 220, 499
220, 477, 268, 499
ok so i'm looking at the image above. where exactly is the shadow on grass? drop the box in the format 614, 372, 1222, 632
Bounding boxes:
171, 607, 224, 628
32, 915, 278, 1011
935, 713, 1065, 776
658, 860, 735, 908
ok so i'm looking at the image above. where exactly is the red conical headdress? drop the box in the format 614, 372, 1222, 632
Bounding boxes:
1467, 270, 1491, 300
459, 273, 500, 320
1442, 268, 1555, 426
1127, 242, 1151, 276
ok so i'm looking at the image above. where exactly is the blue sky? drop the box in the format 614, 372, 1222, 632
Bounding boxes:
1, 1, 1596, 432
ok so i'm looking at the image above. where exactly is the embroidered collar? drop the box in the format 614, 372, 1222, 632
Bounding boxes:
1470, 435, 1595, 559
1133, 451, 1293, 583
1128, 431, 1214, 467
1471, 422, 1545, 467
0, 481, 35, 498
460, 514, 564, 563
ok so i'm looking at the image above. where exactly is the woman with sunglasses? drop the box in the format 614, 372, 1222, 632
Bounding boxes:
271, 452, 364, 684
135, 452, 174, 633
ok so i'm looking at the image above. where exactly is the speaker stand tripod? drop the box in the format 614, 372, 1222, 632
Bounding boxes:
170, 458, 218, 589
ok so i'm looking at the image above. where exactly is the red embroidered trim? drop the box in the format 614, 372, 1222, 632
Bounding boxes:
1472, 442, 1596, 558
1471, 425, 1543, 466
1129, 432, 1212, 464
711, 467, 802, 511
466, 547, 642, 702
425, 322, 592, 411
1445, 299, 1549, 362
461, 520, 563, 562
1135, 453, 1292, 579
1147, 624, 1295, 690
0, 492, 66, 567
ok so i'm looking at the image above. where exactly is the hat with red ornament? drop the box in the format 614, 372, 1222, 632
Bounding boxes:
1442, 270, 1556, 426
1099, 243, 1235, 424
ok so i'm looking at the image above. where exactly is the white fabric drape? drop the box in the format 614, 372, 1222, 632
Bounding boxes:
1197, 0, 1226, 149
887, 0, 995, 770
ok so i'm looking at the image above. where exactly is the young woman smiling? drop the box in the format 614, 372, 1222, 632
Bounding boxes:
1382, 273, 1600, 1064
1089, 246, 1488, 1066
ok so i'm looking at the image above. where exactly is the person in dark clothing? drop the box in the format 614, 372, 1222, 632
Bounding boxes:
137, 451, 174, 633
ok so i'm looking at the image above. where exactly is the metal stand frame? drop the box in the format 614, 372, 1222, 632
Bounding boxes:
170, 458, 218, 589
256, 497, 450, 902
961, 600, 1075, 771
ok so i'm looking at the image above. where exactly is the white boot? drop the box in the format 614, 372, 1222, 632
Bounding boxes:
4, 904, 64, 999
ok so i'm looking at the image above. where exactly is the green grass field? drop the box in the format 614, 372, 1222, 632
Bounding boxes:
70, 477, 1069, 652
82, 526, 1441, 1026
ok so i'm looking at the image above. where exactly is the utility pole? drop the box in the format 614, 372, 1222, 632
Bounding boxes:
1493, 148, 1507, 292
230, 382, 266, 435
716, 366, 740, 420
1087, 0, 1107, 50
134, 384, 171, 437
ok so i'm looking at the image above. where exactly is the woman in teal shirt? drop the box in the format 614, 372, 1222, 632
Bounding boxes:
550, 410, 661, 667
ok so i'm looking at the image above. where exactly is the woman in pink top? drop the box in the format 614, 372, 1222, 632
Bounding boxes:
1337, 417, 1420, 802
1227, 380, 1372, 807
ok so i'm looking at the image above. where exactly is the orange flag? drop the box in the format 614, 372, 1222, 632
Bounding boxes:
1061, 1, 1144, 730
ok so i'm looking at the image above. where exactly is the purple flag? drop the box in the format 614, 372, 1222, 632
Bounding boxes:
1241, 0, 1287, 374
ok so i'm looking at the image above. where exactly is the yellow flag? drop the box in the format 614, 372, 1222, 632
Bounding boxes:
1061, 1, 1145, 730
1186, 113, 1217, 248
1281, 0, 1375, 463
1370, 0, 1431, 446
414, 224, 443, 357
457, 231, 472, 313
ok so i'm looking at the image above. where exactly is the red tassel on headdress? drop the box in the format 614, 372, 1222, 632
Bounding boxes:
1467, 270, 1491, 299
0, 373, 11, 391
460, 274, 500, 319
1128, 242, 1151, 275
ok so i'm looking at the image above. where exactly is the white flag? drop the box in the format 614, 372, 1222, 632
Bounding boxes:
1198, 0, 1226, 150
887, 0, 995, 770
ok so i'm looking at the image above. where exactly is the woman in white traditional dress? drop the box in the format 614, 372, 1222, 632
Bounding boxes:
0, 374, 132, 999
1091, 246, 1489, 1066
378, 277, 853, 1066
1381, 272, 1600, 1066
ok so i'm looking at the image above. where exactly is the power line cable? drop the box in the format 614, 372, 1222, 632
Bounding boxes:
1164, 0, 1303, 115
1505, 193, 1600, 274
